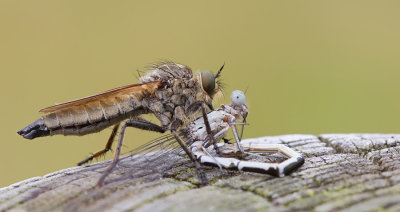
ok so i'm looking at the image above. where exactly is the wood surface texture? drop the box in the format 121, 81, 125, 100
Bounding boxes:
1, 134, 400, 212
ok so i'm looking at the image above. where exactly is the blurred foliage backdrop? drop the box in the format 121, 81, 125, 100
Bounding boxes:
1, 1, 399, 187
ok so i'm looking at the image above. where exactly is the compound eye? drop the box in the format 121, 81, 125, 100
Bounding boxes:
231, 90, 246, 106
200, 71, 216, 97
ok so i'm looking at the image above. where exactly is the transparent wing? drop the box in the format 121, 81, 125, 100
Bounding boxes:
120, 130, 191, 169
40, 81, 161, 113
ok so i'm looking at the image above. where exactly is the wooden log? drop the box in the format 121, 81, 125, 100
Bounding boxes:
1, 134, 400, 212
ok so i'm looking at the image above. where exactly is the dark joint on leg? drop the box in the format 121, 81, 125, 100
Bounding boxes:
77, 124, 120, 166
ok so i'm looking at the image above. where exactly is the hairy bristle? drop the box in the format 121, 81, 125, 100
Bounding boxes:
215, 63, 225, 79
216, 79, 225, 92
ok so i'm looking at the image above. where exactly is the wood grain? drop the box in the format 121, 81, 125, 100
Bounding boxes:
2, 134, 400, 212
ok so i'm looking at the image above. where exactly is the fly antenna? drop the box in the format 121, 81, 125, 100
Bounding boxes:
215, 62, 225, 79
244, 86, 249, 94
137, 69, 143, 78
135, 69, 144, 81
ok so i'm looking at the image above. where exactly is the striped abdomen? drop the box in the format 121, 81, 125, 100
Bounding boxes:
42, 94, 143, 135
18, 81, 161, 139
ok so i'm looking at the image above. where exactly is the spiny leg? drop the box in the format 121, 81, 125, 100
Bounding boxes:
170, 120, 208, 186
96, 119, 166, 187
187, 101, 220, 155
78, 124, 120, 166
200, 102, 220, 155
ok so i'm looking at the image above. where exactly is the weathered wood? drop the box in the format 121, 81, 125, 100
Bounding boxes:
1, 134, 400, 212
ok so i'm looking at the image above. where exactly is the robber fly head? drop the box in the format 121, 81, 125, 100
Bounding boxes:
197, 63, 224, 103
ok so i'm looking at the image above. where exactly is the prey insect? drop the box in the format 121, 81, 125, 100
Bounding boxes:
146, 90, 303, 184
187, 90, 304, 179
17, 62, 224, 187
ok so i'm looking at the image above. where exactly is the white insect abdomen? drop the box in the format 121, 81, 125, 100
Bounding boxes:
188, 110, 234, 142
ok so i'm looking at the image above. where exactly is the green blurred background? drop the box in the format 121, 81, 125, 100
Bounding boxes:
1, 1, 399, 187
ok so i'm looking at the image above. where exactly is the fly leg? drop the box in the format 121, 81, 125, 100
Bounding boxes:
170, 120, 208, 186
78, 124, 120, 166
96, 119, 166, 188
186, 101, 220, 155
200, 102, 220, 155
78, 118, 167, 166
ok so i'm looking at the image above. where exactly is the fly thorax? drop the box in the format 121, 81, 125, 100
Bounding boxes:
155, 87, 173, 102
147, 99, 164, 113
168, 78, 191, 111
139, 63, 193, 83
139, 65, 175, 83
172, 78, 185, 94
139, 70, 163, 83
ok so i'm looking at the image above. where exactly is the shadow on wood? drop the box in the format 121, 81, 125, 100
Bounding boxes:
1, 134, 400, 211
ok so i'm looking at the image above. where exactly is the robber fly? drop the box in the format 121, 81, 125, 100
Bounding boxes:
17, 62, 224, 186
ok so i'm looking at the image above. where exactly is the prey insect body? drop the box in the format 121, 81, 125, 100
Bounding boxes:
17, 62, 224, 187
187, 90, 304, 178
186, 91, 248, 151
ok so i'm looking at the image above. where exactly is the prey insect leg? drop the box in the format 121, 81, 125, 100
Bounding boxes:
78, 124, 120, 166
171, 120, 208, 186
230, 124, 245, 153
96, 119, 166, 187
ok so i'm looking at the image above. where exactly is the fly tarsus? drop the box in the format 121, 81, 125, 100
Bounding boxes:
77, 156, 93, 166
77, 148, 111, 166
223, 138, 232, 143
78, 124, 120, 166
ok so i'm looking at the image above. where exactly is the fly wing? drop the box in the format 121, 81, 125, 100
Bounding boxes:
39, 81, 161, 113
124, 130, 190, 159
120, 130, 191, 170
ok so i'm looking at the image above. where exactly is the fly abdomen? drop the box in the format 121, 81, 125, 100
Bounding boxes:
18, 95, 142, 138
51, 114, 131, 136
43, 95, 139, 129
17, 119, 50, 139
